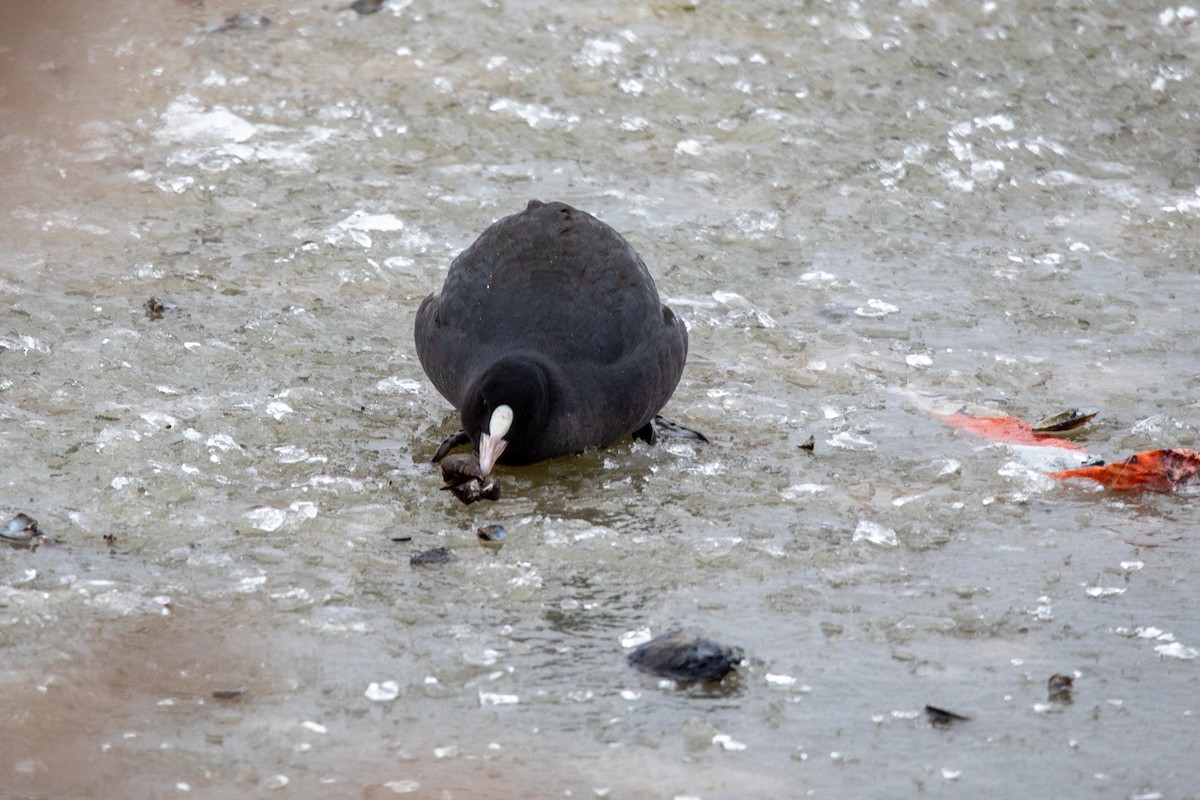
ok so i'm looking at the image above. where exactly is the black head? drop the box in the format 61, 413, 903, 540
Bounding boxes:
461, 355, 553, 470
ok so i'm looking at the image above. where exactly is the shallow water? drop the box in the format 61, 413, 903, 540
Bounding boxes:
2, 1, 1199, 797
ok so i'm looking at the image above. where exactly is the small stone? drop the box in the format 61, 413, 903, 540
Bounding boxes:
477, 524, 506, 549
924, 704, 970, 726
410, 546, 456, 566
627, 631, 743, 683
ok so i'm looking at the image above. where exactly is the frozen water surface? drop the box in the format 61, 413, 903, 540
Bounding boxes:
2, 0, 1200, 797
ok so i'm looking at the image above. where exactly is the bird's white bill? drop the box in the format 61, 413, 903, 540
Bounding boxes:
478, 405, 512, 474
478, 432, 508, 475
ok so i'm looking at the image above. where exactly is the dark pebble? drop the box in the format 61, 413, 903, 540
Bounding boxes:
350, 0, 386, 13
144, 296, 179, 319
213, 13, 272, 32
925, 704, 970, 725
211, 687, 247, 700
1047, 673, 1074, 702
477, 523, 506, 549
410, 546, 456, 566
2, 513, 42, 546
627, 631, 743, 684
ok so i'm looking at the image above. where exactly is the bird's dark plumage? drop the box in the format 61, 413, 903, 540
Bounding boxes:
414, 200, 688, 467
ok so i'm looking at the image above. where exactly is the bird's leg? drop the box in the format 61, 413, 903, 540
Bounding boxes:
632, 421, 657, 445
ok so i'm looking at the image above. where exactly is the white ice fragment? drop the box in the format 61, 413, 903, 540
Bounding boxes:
301, 721, 327, 734
1031, 597, 1053, 620
712, 290, 747, 305
618, 78, 644, 95
1137, 627, 1169, 640
365, 681, 400, 701
733, 211, 780, 236
1156, 642, 1199, 660
975, 114, 1015, 131
1084, 586, 1125, 598
781, 483, 827, 500
765, 673, 797, 686
111, 476, 131, 490
463, 648, 500, 666
827, 431, 876, 451
620, 627, 653, 648
675, 139, 704, 156
620, 689, 641, 700
798, 270, 837, 283
853, 520, 898, 546
854, 298, 899, 317
479, 691, 520, 705
941, 768, 962, 780
432, 746, 460, 759
906, 353, 933, 367
712, 733, 748, 751
807, 360, 827, 371
206, 433, 241, 452
140, 411, 178, 429
290, 501, 318, 521
244, 507, 287, 532
276, 445, 319, 464
266, 401, 293, 420
157, 95, 257, 145
375, 376, 423, 394
338, 210, 405, 232
839, 21, 872, 40
383, 780, 421, 794
1005, 445, 1094, 474
576, 38, 622, 67
971, 159, 1005, 181
1160, 5, 1198, 25
263, 775, 288, 790
488, 98, 579, 129
237, 575, 267, 593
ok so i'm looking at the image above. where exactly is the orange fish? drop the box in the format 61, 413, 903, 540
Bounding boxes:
934, 413, 1088, 452
1051, 449, 1200, 493
929, 405, 1199, 492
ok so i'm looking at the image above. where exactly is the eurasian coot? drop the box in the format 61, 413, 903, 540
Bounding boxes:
415, 200, 691, 473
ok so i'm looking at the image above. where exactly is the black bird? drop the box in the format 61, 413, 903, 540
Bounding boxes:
415, 200, 692, 473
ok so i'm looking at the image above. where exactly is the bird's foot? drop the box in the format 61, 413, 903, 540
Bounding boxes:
635, 415, 710, 445
431, 429, 473, 463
